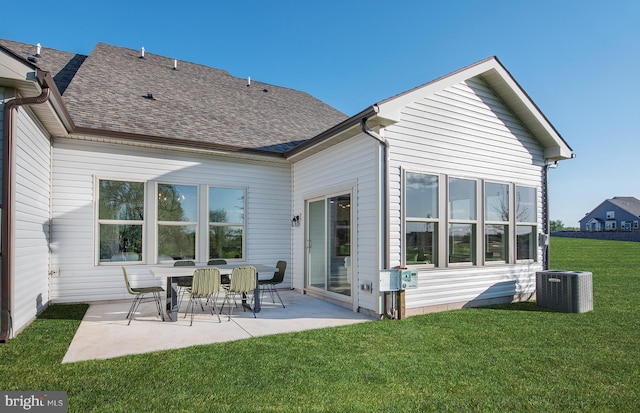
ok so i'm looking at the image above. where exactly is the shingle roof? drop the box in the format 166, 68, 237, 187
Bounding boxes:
0, 39, 86, 94
608, 197, 640, 217
0, 40, 347, 154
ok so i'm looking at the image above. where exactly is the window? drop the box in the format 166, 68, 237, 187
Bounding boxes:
485, 182, 509, 262
209, 187, 245, 260
634, 221, 639, 230
405, 172, 438, 265
98, 179, 144, 263
516, 186, 536, 260
403, 176, 541, 268
449, 178, 477, 264
157, 183, 197, 261
606, 211, 615, 219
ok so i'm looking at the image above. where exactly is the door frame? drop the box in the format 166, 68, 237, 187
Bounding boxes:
303, 186, 356, 309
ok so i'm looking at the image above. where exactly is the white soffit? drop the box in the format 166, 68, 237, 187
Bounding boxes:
1, 50, 69, 137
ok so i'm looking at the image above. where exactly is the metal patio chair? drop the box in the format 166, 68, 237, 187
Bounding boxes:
184, 267, 222, 325
122, 267, 165, 325
174, 260, 195, 312
259, 260, 287, 308
222, 266, 256, 320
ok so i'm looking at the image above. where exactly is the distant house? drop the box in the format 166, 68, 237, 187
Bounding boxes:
0, 38, 573, 339
580, 197, 640, 232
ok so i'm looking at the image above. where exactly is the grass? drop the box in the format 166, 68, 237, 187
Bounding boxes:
0, 237, 639, 412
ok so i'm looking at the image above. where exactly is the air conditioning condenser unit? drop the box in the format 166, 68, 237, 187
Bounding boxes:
536, 270, 593, 313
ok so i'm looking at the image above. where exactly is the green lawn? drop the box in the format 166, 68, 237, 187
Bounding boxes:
1, 237, 638, 412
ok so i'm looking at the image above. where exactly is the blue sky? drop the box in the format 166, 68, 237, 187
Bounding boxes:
3, 0, 638, 227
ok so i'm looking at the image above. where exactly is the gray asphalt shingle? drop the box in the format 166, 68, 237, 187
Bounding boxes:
0, 39, 86, 94
1, 39, 347, 154
609, 197, 640, 217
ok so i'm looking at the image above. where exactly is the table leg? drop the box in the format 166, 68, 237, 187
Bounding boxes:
165, 276, 178, 321
254, 272, 261, 313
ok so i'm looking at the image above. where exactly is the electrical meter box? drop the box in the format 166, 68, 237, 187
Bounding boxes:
379, 269, 418, 291
379, 269, 400, 291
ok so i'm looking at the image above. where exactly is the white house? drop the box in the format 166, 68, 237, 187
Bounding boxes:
0, 39, 573, 339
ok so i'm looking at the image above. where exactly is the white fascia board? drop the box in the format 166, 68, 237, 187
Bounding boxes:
544, 145, 574, 161
0, 49, 37, 86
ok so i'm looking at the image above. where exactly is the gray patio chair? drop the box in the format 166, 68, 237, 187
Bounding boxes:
122, 267, 165, 325
184, 267, 222, 326
259, 260, 287, 308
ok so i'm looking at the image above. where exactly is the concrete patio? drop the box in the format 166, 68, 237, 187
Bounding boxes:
63, 290, 374, 363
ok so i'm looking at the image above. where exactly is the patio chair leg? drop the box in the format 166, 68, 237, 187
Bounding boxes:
154, 292, 165, 320
177, 288, 185, 312
272, 287, 285, 308
261, 285, 285, 308
208, 297, 221, 323
260, 286, 276, 304
127, 295, 143, 325
225, 292, 243, 320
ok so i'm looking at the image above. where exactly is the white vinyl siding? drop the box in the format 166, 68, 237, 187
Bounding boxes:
12, 107, 52, 332
406, 265, 536, 311
50, 139, 291, 303
291, 135, 380, 312
385, 76, 544, 312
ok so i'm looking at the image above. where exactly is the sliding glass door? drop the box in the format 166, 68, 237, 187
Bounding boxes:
307, 194, 352, 296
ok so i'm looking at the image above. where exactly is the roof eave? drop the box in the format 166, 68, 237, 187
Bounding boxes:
1, 46, 74, 136
285, 106, 378, 160
72, 127, 287, 159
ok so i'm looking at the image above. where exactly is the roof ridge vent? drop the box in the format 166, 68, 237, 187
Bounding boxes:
140, 47, 145, 59
35, 43, 41, 57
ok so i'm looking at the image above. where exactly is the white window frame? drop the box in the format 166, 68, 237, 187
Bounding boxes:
484, 181, 510, 264
402, 176, 543, 268
403, 170, 440, 268
95, 177, 146, 266
515, 185, 537, 262
207, 186, 247, 262
156, 182, 199, 263
448, 176, 479, 266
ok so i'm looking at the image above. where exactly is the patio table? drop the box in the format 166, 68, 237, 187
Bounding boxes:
149, 264, 277, 321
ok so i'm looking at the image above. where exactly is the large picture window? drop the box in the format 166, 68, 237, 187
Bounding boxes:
98, 179, 144, 263
516, 186, 537, 260
405, 172, 438, 265
404, 172, 540, 268
157, 183, 197, 261
448, 178, 477, 264
485, 182, 509, 262
209, 187, 245, 260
